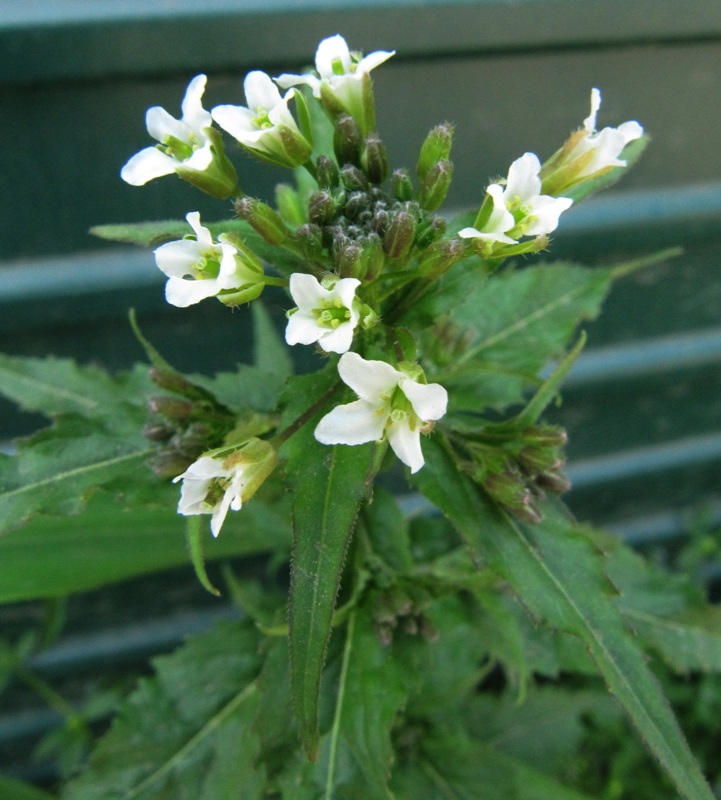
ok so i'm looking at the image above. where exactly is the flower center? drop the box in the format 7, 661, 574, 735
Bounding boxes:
253, 107, 274, 130
161, 134, 196, 161
312, 298, 351, 329
194, 247, 222, 279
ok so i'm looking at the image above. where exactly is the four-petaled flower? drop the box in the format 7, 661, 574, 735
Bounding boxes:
285, 274, 361, 354
174, 440, 278, 537
315, 352, 448, 473
211, 71, 312, 169
460, 153, 573, 244
121, 75, 237, 198
154, 212, 264, 308
276, 34, 394, 134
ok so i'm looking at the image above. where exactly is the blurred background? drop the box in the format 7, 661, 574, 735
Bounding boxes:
1, 0, 721, 783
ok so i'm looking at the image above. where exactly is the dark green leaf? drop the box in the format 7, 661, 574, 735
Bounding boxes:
252, 302, 292, 382
62, 619, 263, 800
281, 368, 377, 760
364, 486, 413, 573
431, 262, 613, 411
0, 491, 289, 602
0, 776, 56, 800
413, 436, 715, 800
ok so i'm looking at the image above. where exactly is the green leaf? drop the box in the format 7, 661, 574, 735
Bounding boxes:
324, 610, 408, 797
0, 776, 56, 800
0, 355, 152, 422
431, 262, 613, 411
252, 302, 292, 382
281, 368, 378, 760
0, 491, 289, 602
364, 486, 413, 573
62, 619, 263, 800
0, 416, 155, 534
417, 731, 601, 800
413, 436, 715, 800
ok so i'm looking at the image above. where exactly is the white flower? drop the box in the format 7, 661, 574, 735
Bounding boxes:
154, 212, 263, 308
121, 75, 215, 186
458, 184, 517, 244
276, 34, 394, 133
173, 440, 278, 537
285, 274, 361, 354
572, 88, 644, 179
315, 352, 448, 473
460, 153, 572, 244
211, 71, 312, 168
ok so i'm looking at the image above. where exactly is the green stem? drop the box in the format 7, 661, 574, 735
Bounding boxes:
15, 665, 77, 719
325, 610, 356, 800
263, 275, 289, 288
271, 378, 342, 449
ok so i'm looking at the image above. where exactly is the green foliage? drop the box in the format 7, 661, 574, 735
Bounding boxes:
62, 619, 264, 800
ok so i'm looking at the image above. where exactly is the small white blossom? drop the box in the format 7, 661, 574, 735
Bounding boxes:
276, 34, 394, 133
211, 71, 312, 168
460, 153, 572, 243
154, 212, 263, 308
315, 352, 448, 474
572, 88, 644, 179
173, 440, 278, 537
285, 274, 361, 354
121, 75, 215, 186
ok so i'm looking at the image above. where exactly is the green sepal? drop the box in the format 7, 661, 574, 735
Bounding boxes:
186, 515, 221, 596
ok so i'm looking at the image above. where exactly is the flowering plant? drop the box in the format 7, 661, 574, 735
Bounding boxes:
1, 33, 718, 800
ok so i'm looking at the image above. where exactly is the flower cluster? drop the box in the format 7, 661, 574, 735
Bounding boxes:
122, 35, 643, 535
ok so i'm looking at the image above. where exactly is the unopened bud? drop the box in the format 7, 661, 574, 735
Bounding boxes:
334, 114, 362, 167
148, 396, 194, 421
359, 233, 385, 280
143, 423, 174, 442
150, 367, 208, 399
417, 238, 465, 280
150, 449, 193, 479
336, 243, 364, 279
418, 160, 453, 212
483, 472, 541, 524
383, 211, 416, 261
391, 169, 414, 202
522, 426, 568, 448
416, 122, 454, 181
536, 469, 571, 495
414, 216, 447, 249
362, 134, 389, 184
316, 155, 340, 190
340, 164, 369, 192
344, 191, 370, 220
295, 223, 323, 260
308, 191, 337, 226
235, 197, 289, 245
518, 446, 563, 475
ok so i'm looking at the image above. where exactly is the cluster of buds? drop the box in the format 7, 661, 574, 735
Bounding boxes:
370, 584, 438, 646
144, 368, 238, 479
468, 425, 570, 524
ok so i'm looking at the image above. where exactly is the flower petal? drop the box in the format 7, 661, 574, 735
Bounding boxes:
387, 418, 424, 473
504, 153, 542, 203
314, 399, 387, 445
154, 239, 203, 278
337, 352, 400, 403
120, 147, 176, 185
181, 74, 212, 129
289, 273, 329, 311
165, 277, 219, 307
317, 322, 355, 354
400, 379, 448, 422
211, 105, 260, 141
358, 49, 395, 73
285, 312, 323, 346
244, 70, 283, 111
146, 106, 188, 144
584, 87, 602, 132
315, 34, 352, 78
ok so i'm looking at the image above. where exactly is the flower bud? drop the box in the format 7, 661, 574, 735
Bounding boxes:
340, 164, 369, 192
362, 134, 389, 184
308, 191, 337, 226
414, 216, 447, 249
418, 160, 453, 212
483, 472, 542, 524
316, 155, 340, 190
522, 425, 568, 448
517, 446, 563, 475
334, 114, 363, 167
359, 233, 385, 281
344, 191, 370, 220
150, 449, 194, 479
336, 243, 365, 279
391, 169, 413, 202
149, 396, 194, 421
417, 238, 465, 280
149, 367, 211, 400
383, 211, 416, 261
535, 469, 571, 495
235, 197, 289, 245
416, 122, 454, 182
295, 223, 324, 260
143, 423, 174, 442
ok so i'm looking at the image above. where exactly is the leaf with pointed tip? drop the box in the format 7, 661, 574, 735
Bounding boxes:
281, 368, 378, 760
412, 436, 715, 800
62, 619, 263, 800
